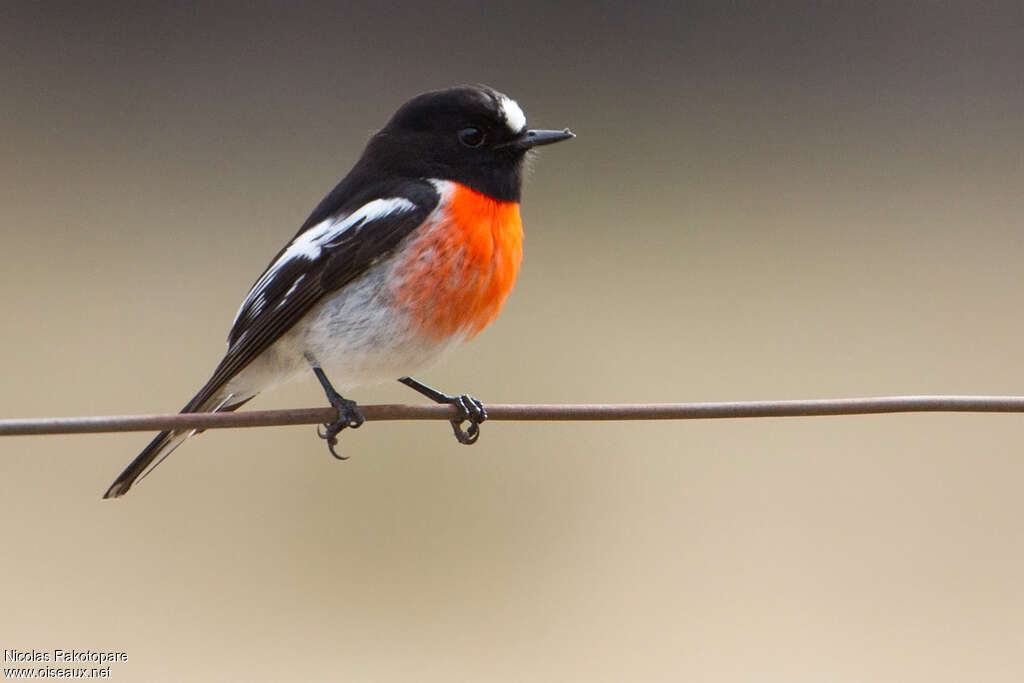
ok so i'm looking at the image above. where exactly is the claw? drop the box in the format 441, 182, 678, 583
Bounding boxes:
450, 419, 480, 445
317, 423, 350, 460
397, 377, 488, 446
308, 365, 364, 460
317, 395, 364, 461
449, 394, 487, 445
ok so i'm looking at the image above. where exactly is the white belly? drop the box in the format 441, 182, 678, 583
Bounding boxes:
222, 258, 466, 398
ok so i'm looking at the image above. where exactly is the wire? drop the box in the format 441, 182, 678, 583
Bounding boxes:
2, 395, 1024, 436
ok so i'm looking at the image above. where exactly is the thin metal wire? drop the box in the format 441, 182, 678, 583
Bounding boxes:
2, 395, 1024, 436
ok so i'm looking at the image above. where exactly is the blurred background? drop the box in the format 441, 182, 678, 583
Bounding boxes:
2, 1, 1023, 680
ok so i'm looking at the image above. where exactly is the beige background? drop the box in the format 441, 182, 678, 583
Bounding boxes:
3, 2, 1024, 681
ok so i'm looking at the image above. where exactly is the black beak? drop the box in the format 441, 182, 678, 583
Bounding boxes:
503, 128, 575, 151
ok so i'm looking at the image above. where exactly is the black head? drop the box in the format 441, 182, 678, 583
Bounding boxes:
357, 85, 573, 202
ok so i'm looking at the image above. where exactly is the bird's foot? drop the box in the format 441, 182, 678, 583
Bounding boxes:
446, 393, 487, 445
397, 377, 487, 445
317, 394, 364, 460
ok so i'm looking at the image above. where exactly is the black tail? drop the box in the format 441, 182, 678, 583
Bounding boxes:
103, 430, 185, 499
102, 383, 252, 499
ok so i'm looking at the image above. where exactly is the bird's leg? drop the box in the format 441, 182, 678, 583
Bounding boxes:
397, 376, 487, 445
311, 365, 363, 460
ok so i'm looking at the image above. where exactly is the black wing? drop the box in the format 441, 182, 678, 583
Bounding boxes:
203, 179, 440, 401
103, 178, 440, 498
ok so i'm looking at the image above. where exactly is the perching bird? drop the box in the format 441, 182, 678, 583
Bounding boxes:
103, 85, 573, 498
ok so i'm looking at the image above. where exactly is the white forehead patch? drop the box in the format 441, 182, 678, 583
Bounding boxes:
498, 96, 526, 133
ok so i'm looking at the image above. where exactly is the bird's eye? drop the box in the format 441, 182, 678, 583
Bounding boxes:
458, 127, 485, 148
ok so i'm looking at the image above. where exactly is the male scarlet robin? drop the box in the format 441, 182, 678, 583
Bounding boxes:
103, 85, 573, 498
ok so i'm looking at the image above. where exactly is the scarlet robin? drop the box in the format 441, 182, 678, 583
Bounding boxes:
104, 85, 573, 498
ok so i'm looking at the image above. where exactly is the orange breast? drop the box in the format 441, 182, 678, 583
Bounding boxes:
394, 183, 523, 341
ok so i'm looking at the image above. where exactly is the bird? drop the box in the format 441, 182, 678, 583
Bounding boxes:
103, 85, 574, 498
